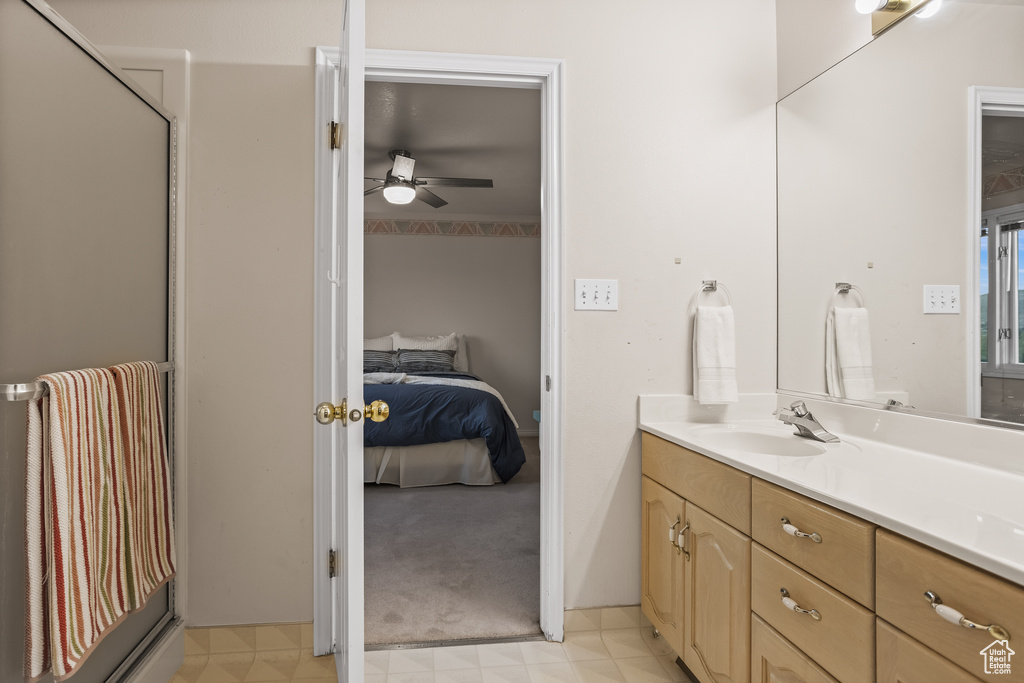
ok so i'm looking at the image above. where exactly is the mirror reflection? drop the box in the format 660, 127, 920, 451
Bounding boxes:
777, 0, 1024, 426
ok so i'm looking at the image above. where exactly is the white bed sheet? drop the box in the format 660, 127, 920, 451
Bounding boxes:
363, 438, 500, 487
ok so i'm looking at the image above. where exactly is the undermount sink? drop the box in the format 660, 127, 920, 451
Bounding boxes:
686, 424, 830, 457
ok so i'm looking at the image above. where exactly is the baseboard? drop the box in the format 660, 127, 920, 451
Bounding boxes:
122, 618, 184, 683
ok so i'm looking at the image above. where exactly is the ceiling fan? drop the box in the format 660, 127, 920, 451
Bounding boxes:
364, 149, 494, 208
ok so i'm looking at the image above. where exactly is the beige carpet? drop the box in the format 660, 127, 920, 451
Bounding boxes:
363, 437, 541, 646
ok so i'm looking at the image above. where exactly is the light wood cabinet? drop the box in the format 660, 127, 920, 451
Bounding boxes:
751, 544, 875, 683
643, 433, 752, 534
642, 476, 686, 656
751, 479, 875, 609
641, 430, 1024, 683
641, 436, 751, 683
750, 614, 838, 683
876, 530, 1024, 682
876, 618, 982, 683
685, 504, 751, 683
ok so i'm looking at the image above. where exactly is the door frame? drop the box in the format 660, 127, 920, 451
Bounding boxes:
967, 86, 1024, 418
312, 47, 566, 644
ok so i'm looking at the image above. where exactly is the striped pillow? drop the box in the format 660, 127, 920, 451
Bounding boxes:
363, 350, 397, 373
395, 348, 456, 373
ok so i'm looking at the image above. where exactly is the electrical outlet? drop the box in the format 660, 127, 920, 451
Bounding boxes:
923, 285, 960, 314
575, 278, 618, 310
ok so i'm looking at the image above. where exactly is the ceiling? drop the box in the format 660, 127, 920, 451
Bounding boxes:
363, 81, 541, 222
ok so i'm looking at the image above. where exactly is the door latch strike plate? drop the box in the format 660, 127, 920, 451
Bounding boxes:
329, 122, 341, 150
328, 549, 338, 578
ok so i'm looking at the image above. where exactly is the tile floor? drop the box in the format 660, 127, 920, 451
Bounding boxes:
173, 606, 694, 683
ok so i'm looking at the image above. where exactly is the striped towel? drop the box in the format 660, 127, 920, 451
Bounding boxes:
26, 362, 174, 680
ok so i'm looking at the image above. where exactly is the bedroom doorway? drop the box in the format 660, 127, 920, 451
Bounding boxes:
312, 48, 565, 658
362, 78, 542, 646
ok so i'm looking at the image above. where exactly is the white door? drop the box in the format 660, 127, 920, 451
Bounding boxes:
312, 0, 365, 681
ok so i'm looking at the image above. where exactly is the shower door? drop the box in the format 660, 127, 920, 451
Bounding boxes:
0, 0, 176, 681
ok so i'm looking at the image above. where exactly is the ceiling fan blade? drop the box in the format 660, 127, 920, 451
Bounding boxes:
415, 177, 494, 188
416, 187, 448, 208
363, 185, 385, 196
364, 177, 387, 183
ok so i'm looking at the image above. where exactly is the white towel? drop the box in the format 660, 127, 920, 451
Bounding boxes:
692, 305, 738, 405
826, 307, 876, 400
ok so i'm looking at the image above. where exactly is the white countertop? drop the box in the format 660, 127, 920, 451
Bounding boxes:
638, 394, 1024, 587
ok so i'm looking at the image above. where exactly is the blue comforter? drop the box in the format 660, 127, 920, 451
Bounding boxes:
362, 373, 526, 483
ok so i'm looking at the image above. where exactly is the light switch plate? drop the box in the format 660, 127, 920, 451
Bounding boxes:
923, 285, 960, 314
575, 278, 618, 310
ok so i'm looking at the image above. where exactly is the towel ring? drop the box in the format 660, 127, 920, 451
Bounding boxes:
832, 282, 866, 308
698, 280, 733, 306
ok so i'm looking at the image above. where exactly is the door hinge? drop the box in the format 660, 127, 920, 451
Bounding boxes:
545, 375, 551, 391
328, 549, 338, 578
329, 121, 341, 150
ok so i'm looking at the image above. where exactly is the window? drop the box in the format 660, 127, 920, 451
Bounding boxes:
981, 208, 1024, 376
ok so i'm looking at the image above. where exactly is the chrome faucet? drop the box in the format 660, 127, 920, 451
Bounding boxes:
773, 400, 840, 443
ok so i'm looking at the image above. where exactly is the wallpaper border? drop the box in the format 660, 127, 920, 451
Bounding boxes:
364, 219, 541, 237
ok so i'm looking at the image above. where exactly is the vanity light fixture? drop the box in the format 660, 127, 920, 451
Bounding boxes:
915, 0, 942, 18
382, 180, 416, 205
855, 0, 901, 15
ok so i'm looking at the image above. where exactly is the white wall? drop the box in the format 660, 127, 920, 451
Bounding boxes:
49, 0, 778, 622
776, 0, 872, 99
364, 234, 541, 429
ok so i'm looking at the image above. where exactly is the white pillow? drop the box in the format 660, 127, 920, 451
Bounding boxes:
392, 332, 469, 373
364, 335, 393, 351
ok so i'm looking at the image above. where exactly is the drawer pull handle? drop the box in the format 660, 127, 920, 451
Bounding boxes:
924, 591, 1010, 641
781, 516, 822, 543
668, 517, 681, 555
780, 588, 821, 621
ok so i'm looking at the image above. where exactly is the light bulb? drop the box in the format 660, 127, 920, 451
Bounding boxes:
855, 0, 887, 14
915, 0, 942, 18
382, 183, 416, 205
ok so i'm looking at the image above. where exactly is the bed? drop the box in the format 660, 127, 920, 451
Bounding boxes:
361, 333, 526, 487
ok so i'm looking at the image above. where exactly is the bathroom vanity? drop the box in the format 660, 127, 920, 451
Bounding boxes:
639, 395, 1024, 683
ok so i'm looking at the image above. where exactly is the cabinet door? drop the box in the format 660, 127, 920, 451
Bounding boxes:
641, 476, 686, 656
751, 614, 838, 683
877, 619, 983, 683
685, 504, 751, 683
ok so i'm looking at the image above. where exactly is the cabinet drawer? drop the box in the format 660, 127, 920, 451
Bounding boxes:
642, 432, 751, 534
751, 614, 838, 683
751, 544, 874, 683
877, 618, 982, 683
751, 479, 875, 608
876, 530, 1024, 682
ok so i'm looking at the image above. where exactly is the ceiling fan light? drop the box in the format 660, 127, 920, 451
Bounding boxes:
382, 183, 416, 205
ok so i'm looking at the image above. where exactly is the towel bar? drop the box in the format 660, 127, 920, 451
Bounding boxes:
698, 280, 733, 306
0, 361, 174, 402
833, 282, 866, 307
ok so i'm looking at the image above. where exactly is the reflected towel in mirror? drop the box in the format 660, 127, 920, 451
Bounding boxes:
826, 307, 876, 400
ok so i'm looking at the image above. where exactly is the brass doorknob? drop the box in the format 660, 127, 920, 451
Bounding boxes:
315, 399, 347, 425
365, 400, 389, 422
315, 399, 390, 426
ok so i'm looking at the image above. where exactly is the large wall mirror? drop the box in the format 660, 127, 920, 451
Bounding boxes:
778, 0, 1024, 427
